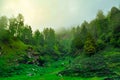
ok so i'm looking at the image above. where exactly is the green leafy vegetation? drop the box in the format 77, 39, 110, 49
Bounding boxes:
0, 6, 120, 80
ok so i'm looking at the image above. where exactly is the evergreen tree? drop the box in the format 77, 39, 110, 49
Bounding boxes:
43, 28, 56, 53
9, 17, 18, 36
16, 14, 24, 38
84, 33, 96, 56
20, 25, 32, 44
0, 16, 8, 30
33, 29, 44, 46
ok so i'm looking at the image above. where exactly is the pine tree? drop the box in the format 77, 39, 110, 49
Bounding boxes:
84, 33, 96, 56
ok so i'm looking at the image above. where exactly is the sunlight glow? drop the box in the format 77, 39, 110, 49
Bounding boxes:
1, 0, 46, 30
0, 0, 119, 31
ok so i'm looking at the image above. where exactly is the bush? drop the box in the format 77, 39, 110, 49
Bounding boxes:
0, 57, 16, 77
96, 39, 106, 51
0, 30, 11, 44
59, 54, 115, 77
110, 24, 120, 47
84, 34, 96, 56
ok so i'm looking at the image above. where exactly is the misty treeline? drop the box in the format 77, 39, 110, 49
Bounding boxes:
71, 6, 120, 56
0, 6, 120, 76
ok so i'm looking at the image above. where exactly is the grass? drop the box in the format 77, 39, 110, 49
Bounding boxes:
0, 43, 117, 80
102, 47, 120, 76
0, 59, 104, 80
0, 74, 103, 80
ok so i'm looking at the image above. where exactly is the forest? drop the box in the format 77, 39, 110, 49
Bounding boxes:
0, 6, 120, 80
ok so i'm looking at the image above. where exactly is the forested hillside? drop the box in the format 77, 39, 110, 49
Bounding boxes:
0, 6, 120, 80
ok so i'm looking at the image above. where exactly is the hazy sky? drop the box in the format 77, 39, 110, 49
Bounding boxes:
0, 0, 120, 31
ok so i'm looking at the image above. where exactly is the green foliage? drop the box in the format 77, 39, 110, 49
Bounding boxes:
0, 16, 10, 43
43, 28, 61, 58
33, 29, 44, 46
20, 25, 33, 44
0, 63, 104, 80
0, 6, 120, 79
96, 39, 106, 51
43, 28, 56, 47
96, 10, 105, 20
110, 24, 120, 47
9, 17, 18, 36
80, 21, 88, 41
72, 36, 83, 50
0, 30, 11, 44
59, 54, 114, 77
9, 14, 24, 37
56, 30, 72, 54
0, 16, 8, 30
110, 7, 120, 16
84, 34, 96, 56
71, 22, 88, 54
0, 39, 27, 77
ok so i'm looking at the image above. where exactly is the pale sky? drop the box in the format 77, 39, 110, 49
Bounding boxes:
0, 0, 120, 31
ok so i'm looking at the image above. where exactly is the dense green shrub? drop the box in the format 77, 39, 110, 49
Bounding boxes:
110, 24, 120, 47
84, 34, 96, 56
59, 54, 115, 77
96, 39, 106, 51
